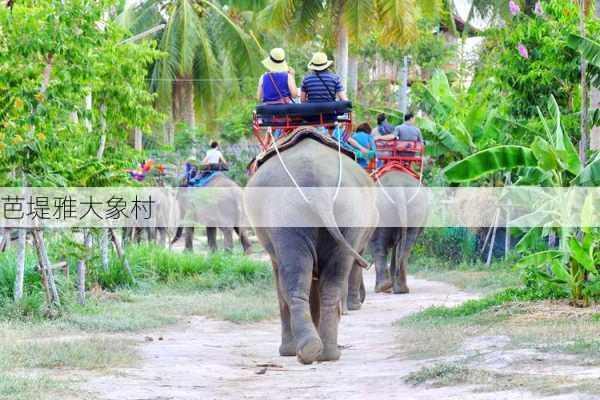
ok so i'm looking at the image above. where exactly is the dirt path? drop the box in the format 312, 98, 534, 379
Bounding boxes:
87, 274, 567, 400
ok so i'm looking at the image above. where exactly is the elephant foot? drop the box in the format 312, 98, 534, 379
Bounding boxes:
375, 280, 392, 293
279, 341, 296, 356
296, 336, 322, 365
392, 284, 410, 294
317, 344, 341, 362
347, 297, 362, 311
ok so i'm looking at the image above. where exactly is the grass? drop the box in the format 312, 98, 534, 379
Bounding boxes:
0, 241, 277, 400
409, 256, 522, 294
0, 337, 136, 370
405, 361, 600, 396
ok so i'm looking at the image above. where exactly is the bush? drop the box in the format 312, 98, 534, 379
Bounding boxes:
413, 228, 478, 263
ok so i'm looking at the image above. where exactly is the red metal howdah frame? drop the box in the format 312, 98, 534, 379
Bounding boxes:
252, 111, 353, 150
252, 110, 423, 180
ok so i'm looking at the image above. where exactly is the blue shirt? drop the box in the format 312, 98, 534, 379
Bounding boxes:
351, 131, 375, 167
301, 72, 344, 103
261, 72, 291, 103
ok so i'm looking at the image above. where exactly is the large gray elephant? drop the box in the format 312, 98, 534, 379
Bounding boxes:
244, 130, 378, 364
173, 175, 252, 253
347, 169, 428, 310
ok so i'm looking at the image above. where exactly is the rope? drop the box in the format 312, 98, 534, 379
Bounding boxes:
376, 177, 396, 205
406, 156, 425, 205
332, 125, 343, 203
268, 129, 310, 205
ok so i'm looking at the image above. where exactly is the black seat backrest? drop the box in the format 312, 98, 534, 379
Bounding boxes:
256, 101, 352, 118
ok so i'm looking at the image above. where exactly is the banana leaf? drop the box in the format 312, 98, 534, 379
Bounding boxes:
572, 153, 600, 186
444, 145, 538, 183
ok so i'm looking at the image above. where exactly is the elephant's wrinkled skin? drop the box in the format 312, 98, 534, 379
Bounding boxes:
173, 175, 252, 253
347, 170, 428, 310
244, 134, 378, 364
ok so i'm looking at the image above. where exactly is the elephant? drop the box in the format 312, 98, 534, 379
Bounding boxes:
346, 169, 428, 310
172, 174, 252, 253
244, 128, 378, 364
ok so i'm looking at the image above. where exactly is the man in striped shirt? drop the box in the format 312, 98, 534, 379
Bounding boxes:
301, 52, 348, 103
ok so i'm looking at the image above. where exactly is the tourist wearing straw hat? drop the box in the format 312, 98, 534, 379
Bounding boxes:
301, 52, 348, 103
256, 48, 299, 104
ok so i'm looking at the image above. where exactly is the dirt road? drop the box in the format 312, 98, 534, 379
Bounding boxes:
88, 274, 569, 400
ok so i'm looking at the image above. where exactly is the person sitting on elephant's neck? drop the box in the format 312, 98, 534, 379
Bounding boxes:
202, 141, 228, 172
347, 122, 376, 169
301, 52, 348, 103
256, 48, 299, 104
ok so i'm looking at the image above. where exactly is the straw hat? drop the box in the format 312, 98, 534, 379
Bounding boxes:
262, 48, 289, 72
308, 52, 333, 71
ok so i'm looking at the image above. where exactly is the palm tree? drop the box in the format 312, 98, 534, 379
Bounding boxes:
266, 0, 442, 85
118, 0, 260, 135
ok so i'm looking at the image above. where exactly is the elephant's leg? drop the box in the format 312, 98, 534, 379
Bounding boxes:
235, 227, 252, 254
184, 227, 194, 252
278, 248, 321, 364
220, 227, 234, 252
309, 278, 320, 329
205, 227, 217, 252
346, 263, 363, 311
392, 228, 418, 294
273, 266, 295, 356
370, 230, 392, 293
157, 227, 167, 247
317, 255, 352, 362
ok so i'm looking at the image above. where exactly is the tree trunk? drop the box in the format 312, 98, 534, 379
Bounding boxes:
348, 56, 358, 96
399, 56, 410, 114
591, 0, 600, 150
335, 21, 349, 89
77, 230, 92, 305
579, 0, 589, 164
164, 119, 175, 147
134, 127, 143, 151
97, 104, 107, 160
173, 77, 195, 128
14, 229, 26, 301
109, 228, 134, 283
99, 229, 110, 272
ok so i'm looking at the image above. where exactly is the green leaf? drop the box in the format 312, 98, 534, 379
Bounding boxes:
551, 260, 573, 285
530, 137, 558, 171
568, 237, 595, 274
572, 153, 600, 186
444, 145, 538, 183
515, 250, 562, 270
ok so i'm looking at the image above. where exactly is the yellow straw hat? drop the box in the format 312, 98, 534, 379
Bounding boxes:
262, 48, 289, 72
308, 52, 333, 71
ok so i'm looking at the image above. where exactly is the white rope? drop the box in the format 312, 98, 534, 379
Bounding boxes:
406, 155, 425, 205
376, 177, 397, 205
268, 129, 310, 205
332, 125, 343, 203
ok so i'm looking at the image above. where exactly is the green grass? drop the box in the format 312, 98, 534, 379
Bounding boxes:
409, 256, 522, 294
0, 241, 277, 400
0, 337, 136, 370
0, 372, 74, 400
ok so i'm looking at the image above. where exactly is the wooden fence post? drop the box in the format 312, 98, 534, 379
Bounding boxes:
76, 229, 92, 305
32, 230, 60, 306
109, 228, 134, 283
14, 229, 26, 301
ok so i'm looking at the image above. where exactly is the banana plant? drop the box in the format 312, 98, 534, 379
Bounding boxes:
418, 70, 503, 159
515, 194, 599, 305
444, 96, 589, 185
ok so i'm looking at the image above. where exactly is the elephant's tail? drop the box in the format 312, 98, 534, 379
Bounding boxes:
308, 192, 370, 269
171, 226, 183, 245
